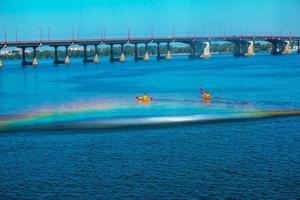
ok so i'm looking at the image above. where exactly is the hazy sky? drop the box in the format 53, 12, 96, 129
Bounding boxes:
0, 0, 299, 40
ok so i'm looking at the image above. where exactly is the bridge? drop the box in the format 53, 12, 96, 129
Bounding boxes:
0, 35, 300, 67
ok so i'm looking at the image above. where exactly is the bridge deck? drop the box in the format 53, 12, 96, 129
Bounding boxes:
1, 35, 300, 48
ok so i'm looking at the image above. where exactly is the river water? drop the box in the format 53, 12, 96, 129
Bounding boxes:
0, 54, 300, 199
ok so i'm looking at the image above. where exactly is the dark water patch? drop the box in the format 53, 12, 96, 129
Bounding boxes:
1, 116, 300, 199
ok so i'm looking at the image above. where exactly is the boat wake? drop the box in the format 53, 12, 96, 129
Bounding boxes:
1, 107, 300, 132
0, 98, 299, 132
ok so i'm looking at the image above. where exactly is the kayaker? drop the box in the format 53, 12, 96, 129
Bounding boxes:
200, 89, 211, 100
136, 93, 153, 101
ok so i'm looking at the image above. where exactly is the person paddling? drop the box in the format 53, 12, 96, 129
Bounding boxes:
136, 93, 154, 101
200, 88, 211, 100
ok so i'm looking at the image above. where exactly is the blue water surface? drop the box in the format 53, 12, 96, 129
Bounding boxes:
0, 53, 300, 199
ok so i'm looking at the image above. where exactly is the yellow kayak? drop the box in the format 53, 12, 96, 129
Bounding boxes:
136, 95, 154, 101
202, 93, 211, 100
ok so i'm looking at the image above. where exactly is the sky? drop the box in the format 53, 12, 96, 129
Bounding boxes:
0, 0, 299, 41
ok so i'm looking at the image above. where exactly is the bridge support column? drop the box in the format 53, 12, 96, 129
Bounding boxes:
267, 39, 286, 55
32, 47, 38, 66
110, 44, 114, 62
232, 40, 252, 57
134, 43, 149, 61
156, 43, 166, 60
157, 43, 161, 60
21, 47, 36, 66
21, 47, 26, 66
200, 42, 211, 58
93, 45, 99, 64
189, 43, 196, 59
54, 46, 59, 64
244, 41, 255, 56
65, 46, 70, 64
298, 41, 300, 54
233, 41, 242, 57
120, 44, 125, 62
271, 42, 280, 55
270, 40, 289, 55
165, 42, 172, 60
144, 43, 149, 61
283, 41, 291, 55
83, 45, 88, 63
134, 43, 138, 62
53, 46, 70, 65
83, 45, 99, 64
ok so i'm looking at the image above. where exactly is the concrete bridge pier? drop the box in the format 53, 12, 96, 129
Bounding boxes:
21, 47, 26, 66
120, 44, 126, 62
93, 45, 99, 64
231, 40, 255, 57
64, 46, 70, 64
244, 41, 255, 56
232, 41, 247, 57
134, 43, 149, 62
270, 40, 291, 55
298, 41, 300, 54
134, 43, 141, 62
20, 46, 38, 66
200, 41, 211, 58
83, 45, 99, 64
134, 43, 148, 62
32, 47, 38, 66
156, 43, 166, 60
53, 46, 70, 65
83, 45, 89, 63
271, 42, 281, 55
233, 41, 240, 57
53, 46, 60, 64
110, 44, 123, 62
189, 43, 196, 59
283, 41, 291, 55
195, 42, 203, 58
134, 43, 138, 61
157, 43, 161, 60
267, 39, 289, 55
165, 42, 172, 60
109, 44, 114, 62
144, 43, 149, 61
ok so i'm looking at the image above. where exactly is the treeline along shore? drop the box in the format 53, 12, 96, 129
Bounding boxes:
1, 43, 272, 59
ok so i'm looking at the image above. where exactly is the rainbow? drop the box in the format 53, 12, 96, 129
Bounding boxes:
1, 100, 300, 132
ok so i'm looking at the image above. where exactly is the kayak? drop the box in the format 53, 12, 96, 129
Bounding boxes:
136, 96, 154, 101
202, 93, 211, 100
